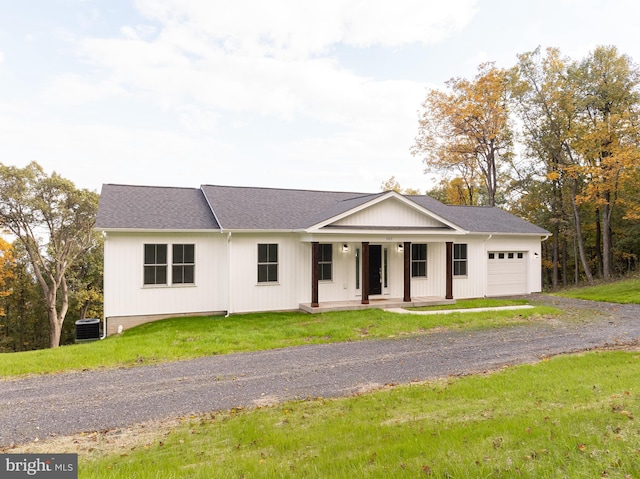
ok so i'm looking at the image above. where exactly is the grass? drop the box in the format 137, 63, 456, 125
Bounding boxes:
75, 350, 640, 478
0, 299, 556, 377
409, 297, 530, 311
556, 277, 640, 304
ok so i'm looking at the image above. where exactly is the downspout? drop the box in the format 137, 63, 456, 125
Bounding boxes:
100, 316, 108, 339
100, 231, 108, 339
225, 231, 232, 317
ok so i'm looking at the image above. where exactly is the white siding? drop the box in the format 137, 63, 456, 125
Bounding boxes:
229, 234, 308, 313
452, 239, 486, 299
103, 232, 227, 318
333, 198, 446, 228
409, 242, 446, 297
103, 231, 544, 320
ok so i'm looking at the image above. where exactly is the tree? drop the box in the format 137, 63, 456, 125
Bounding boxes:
426, 177, 486, 205
0, 162, 99, 348
412, 63, 514, 206
67, 234, 104, 321
380, 176, 421, 195
0, 243, 48, 351
0, 237, 14, 316
571, 46, 640, 279
512, 47, 594, 286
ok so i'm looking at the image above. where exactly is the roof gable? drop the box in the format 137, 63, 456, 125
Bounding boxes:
309, 192, 457, 232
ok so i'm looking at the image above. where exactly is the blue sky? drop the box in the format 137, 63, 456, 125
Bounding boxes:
1, 0, 639, 194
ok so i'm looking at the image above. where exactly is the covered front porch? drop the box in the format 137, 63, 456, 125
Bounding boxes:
309, 241, 455, 310
300, 296, 455, 314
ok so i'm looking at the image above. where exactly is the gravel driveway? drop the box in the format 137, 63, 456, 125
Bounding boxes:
1, 295, 639, 448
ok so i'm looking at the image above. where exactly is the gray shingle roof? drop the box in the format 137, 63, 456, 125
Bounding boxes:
201, 185, 380, 230
96, 184, 220, 230
409, 197, 550, 235
96, 183, 549, 236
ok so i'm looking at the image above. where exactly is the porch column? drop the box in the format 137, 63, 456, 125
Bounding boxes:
361, 242, 370, 304
311, 242, 319, 307
446, 241, 454, 300
403, 241, 411, 302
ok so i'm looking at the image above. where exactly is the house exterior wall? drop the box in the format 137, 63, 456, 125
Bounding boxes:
228, 233, 309, 313
103, 232, 228, 320
102, 231, 544, 333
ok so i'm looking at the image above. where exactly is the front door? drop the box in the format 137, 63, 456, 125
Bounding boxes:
369, 245, 382, 295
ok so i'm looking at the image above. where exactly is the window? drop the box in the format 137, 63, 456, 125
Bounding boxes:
508, 252, 514, 259
517, 252, 524, 259
488, 252, 495, 259
318, 244, 333, 281
411, 244, 427, 277
258, 244, 278, 283
172, 244, 195, 284
453, 243, 468, 276
144, 244, 167, 285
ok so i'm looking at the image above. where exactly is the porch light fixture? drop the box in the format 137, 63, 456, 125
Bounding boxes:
342, 244, 349, 253
397, 243, 404, 253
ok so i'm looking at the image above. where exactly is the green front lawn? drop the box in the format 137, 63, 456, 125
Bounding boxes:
557, 278, 640, 304
79, 350, 640, 478
0, 299, 555, 377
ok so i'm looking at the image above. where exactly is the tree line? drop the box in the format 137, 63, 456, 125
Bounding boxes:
408, 45, 640, 289
0, 162, 102, 351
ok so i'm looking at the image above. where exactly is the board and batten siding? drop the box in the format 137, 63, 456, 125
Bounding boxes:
452, 238, 487, 299
228, 234, 310, 313
333, 198, 446, 228
103, 232, 227, 319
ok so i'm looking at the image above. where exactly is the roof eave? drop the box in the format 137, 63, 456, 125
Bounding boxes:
95, 227, 220, 234
305, 191, 466, 233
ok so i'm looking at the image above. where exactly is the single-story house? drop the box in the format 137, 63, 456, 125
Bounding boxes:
95, 184, 549, 335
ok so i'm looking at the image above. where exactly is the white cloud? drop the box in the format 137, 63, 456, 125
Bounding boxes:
134, 0, 478, 58
0, 112, 238, 191
5, 0, 479, 192
42, 73, 128, 105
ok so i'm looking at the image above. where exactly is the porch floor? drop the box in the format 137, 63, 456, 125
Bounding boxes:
299, 296, 455, 314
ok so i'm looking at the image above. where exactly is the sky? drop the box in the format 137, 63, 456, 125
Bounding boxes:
1, 0, 639, 195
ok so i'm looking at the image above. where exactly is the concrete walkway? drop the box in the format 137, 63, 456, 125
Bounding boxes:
385, 305, 535, 315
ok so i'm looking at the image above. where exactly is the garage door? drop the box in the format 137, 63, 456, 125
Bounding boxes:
487, 252, 527, 296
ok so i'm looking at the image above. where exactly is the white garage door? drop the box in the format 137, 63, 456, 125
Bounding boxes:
487, 252, 527, 296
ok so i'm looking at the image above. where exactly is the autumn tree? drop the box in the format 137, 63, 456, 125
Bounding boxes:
0, 237, 14, 316
571, 46, 640, 279
412, 63, 514, 206
0, 243, 49, 351
380, 176, 421, 195
426, 177, 486, 205
512, 47, 594, 286
0, 162, 99, 348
